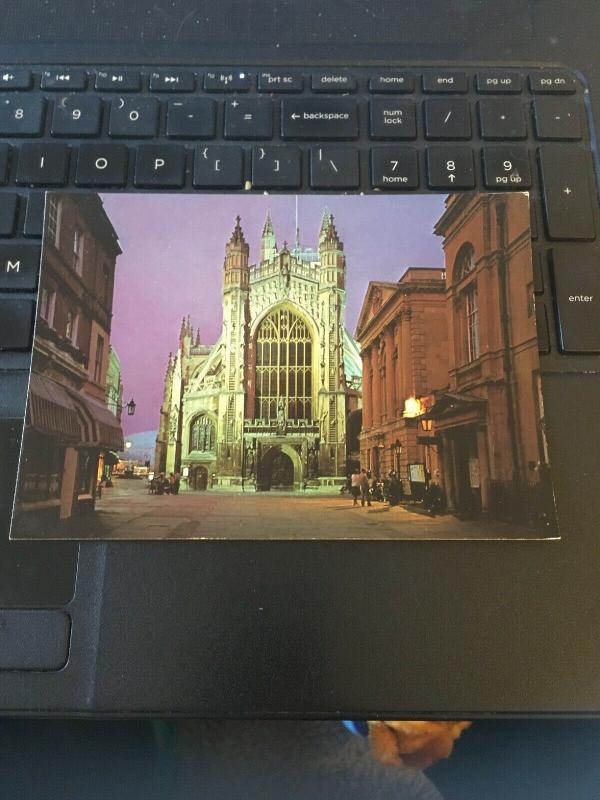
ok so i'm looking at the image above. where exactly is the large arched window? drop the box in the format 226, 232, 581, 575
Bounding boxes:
189, 414, 215, 453
453, 242, 475, 284
255, 307, 313, 420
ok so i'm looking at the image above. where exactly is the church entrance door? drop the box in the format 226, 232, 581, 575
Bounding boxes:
258, 448, 295, 491
190, 465, 208, 491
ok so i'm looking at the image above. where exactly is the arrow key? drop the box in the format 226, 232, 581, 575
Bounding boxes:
310, 147, 359, 188
427, 146, 475, 188
252, 146, 301, 188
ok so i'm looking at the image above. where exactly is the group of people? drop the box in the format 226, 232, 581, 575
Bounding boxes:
149, 472, 181, 495
349, 469, 404, 508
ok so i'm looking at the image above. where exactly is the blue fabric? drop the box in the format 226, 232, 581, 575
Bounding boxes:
342, 720, 369, 738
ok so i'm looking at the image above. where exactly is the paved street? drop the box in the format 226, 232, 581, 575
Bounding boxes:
57, 477, 549, 540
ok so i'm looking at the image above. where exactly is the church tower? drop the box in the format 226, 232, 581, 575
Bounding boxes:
218, 216, 250, 484
260, 211, 278, 262
318, 212, 347, 478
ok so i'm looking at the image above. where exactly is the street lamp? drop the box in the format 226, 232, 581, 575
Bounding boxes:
420, 417, 433, 432
125, 398, 136, 416
393, 438, 403, 474
125, 441, 132, 450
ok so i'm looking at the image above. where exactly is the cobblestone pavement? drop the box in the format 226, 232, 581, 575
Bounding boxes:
58, 478, 553, 540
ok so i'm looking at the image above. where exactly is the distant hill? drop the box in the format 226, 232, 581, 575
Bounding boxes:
117, 430, 158, 463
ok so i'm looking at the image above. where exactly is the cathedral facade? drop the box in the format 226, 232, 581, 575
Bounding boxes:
154, 211, 362, 492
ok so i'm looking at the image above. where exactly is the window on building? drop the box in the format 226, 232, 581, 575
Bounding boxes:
189, 415, 216, 453
39, 287, 56, 327
453, 242, 475, 284
46, 197, 62, 247
73, 227, 84, 275
102, 262, 111, 304
65, 311, 79, 346
526, 281, 535, 318
255, 306, 313, 420
76, 450, 92, 495
465, 285, 480, 362
93, 334, 104, 383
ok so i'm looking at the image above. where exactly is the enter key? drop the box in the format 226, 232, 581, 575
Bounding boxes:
552, 248, 600, 353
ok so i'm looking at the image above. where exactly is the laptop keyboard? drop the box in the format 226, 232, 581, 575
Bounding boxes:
0, 65, 597, 359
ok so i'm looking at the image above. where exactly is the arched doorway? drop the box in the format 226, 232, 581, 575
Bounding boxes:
189, 465, 208, 490
257, 446, 301, 491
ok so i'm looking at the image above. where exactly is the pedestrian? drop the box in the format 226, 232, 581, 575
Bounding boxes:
156, 473, 165, 495
359, 469, 372, 507
350, 469, 361, 506
173, 471, 181, 495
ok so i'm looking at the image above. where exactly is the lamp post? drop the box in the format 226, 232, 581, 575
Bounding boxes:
420, 417, 433, 432
394, 438, 402, 475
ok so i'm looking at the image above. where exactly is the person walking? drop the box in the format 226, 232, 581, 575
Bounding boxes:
359, 469, 372, 507
350, 469, 361, 506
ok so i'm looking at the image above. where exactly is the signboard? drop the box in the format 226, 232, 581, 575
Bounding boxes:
468, 457, 480, 488
409, 463, 427, 483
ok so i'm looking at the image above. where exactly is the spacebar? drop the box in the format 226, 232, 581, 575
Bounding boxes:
538, 145, 596, 240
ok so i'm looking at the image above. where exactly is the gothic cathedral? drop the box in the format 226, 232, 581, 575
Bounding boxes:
154, 211, 362, 492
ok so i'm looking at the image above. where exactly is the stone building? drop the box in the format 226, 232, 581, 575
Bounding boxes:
155, 212, 362, 492
429, 192, 551, 522
13, 193, 123, 532
355, 268, 448, 495
355, 192, 552, 526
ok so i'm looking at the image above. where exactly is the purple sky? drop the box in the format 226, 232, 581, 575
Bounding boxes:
101, 193, 446, 436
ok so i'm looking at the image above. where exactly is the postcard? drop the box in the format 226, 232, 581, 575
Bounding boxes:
10, 191, 559, 540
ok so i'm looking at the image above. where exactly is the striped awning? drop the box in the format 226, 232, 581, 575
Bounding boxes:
71, 393, 124, 451
27, 373, 81, 443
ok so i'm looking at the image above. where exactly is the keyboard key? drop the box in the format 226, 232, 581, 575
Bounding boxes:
258, 71, 303, 93
551, 249, 600, 352
51, 94, 103, 137
369, 99, 416, 140
109, 97, 159, 138
311, 72, 357, 93
0, 69, 32, 90
76, 144, 129, 186
424, 98, 471, 139
535, 302, 550, 354
149, 71, 195, 92
0, 95, 45, 136
0, 144, 10, 184
476, 72, 523, 93
281, 98, 358, 140
370, 146, 418, 189
24, 192, 44, 237
423, 71, 468, 93
166, 98, 216, 139
193, 145, 243, 188
482, 146, 531, 189
41, 68, 87, 91
529, 71, 577, 94
533, 97, 581, 140
478, 98, 527, 139
538, 146, 595, 240
0, 244, 41, 290
16, 143, 70, 186
252, 145, 301, 188
95, 70, 141, 92
134, 144, 186, 187
204, 70, 252, 92
310, 147, 359, 188
224, 98, 273, 140
0, 193, 18, 236
427, 146, 475, 188
369, 72, 415, 93
533, 252, 545, 294
0, 299, 35, 350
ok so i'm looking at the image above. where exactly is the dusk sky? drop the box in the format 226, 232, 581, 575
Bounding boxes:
101, 193, 447, 436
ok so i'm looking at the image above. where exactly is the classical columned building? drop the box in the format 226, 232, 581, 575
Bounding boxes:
429, 192, 550, 521
155, 212, 362, 492
355, 268, 448, 493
